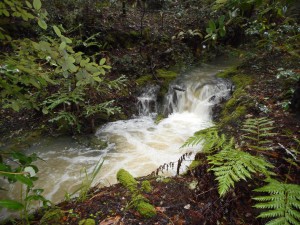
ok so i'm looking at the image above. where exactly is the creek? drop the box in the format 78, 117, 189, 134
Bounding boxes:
0, 59, 234, 220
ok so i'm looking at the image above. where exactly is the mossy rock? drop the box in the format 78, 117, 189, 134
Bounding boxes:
222, 105, 247, 125
156, 69, 178, 99
116, 169, 138, 192
89, 136, 108, 149
217, 70, 254, 128
40, 208, 63, 225
135, 201, 157, 218
231, 74, 253, 88
221, 88, 247, 116
155, 114, 165, 124
216, 67, 252, 88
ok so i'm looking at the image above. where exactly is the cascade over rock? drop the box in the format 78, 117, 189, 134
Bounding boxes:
0, 62, 234, 221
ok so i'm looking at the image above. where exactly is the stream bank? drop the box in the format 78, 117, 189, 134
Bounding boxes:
1, 0, 300, 224
2, 49, 299, 225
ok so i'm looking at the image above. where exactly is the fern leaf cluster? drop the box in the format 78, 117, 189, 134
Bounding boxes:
253, 179, 300, 225
208, 149, 274, 196
242, 117, 276, 151
181, 126, 231, 153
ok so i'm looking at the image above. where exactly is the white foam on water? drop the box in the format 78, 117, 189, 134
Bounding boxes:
0, 61, 235, 221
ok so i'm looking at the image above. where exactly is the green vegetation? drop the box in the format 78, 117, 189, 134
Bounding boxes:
0, 152, 50, 223
208, 146, 274, 196
116, 169, 138, 193
134, 201, 156, 218
254, 179, 300, 225
0, 0, 299, 223
216, 69, 254, 127
39, 208, 63, 225
183, 114, 300, 223
78, 218, 96, 225
242, 117, 277, 151
66, 159, 104, 202
136, 74, 153, 86
116, 169, 156, 218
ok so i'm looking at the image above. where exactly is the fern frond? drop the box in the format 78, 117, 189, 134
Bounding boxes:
253, 179, 300, 225
208, 149, 274, 196
181, 127, 230, 153
242, 117, 276, 151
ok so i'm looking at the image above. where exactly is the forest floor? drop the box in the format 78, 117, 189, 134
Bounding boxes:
22, 50, 298, 225
1, 3, 300, 225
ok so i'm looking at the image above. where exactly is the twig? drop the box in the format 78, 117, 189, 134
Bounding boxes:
278, 143, 299, 162
158, 211, 175, 225
196, 187, 216, 197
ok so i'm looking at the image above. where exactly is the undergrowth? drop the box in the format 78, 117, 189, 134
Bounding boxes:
183, 115, 300, 224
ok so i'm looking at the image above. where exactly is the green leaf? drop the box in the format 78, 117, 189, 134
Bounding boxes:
218, 15, 225, 25
208, 20, 216, 31
206, 28, 212, 34
25, 194, 46, 202
38, 19, 47, 30
2, 9, 10, 17
33, 0, 42, 10
42, 107, 49, 114
11, 101, 20, 112
59, 41, 66, 50
15, 175, 33, 187
0, 200, 24, 210
25, 1, 33, 8
53, 25, 62, 37
93, 76, 102, 82
99, 58, 106, 65
254, 180, 300, 225
219, 28, 226, 37
61, 36, 72, 44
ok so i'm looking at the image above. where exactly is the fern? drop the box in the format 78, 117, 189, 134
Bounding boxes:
208, 149, 274, 196
181, 126, 232, 153
242, 117, 277, 151
253, 179, 300, 225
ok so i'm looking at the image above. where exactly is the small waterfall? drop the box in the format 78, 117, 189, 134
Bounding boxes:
0, 61, 236, 221
136, 85, 160, 116
164, 69, 232, 116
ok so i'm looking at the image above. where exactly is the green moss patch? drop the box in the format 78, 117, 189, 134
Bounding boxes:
116, 169, 156, 218
156, 69, 178, 99
216, 67, 238, 78
217, 68, 254, 128
116, 169, 138, 192
141, 180, 152, 193
156, 69, 178, 79
135, 201, 156, 218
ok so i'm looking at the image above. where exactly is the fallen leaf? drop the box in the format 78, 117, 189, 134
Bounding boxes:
155, 206, 166, 213
99, 215, 121, 225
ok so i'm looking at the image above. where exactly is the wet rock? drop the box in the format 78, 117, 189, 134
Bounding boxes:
74, 135, 108, 149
